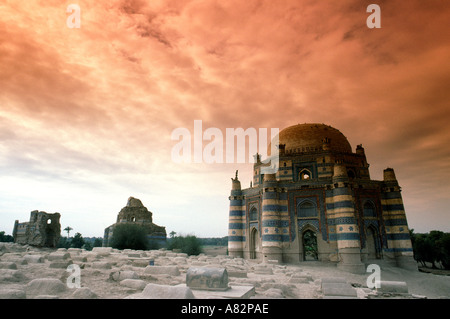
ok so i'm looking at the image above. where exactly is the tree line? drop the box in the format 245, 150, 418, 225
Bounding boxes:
4, 226, 450, 270
410, 229, 450, 270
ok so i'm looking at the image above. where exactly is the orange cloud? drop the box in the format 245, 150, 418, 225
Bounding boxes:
0, 0, 449, 236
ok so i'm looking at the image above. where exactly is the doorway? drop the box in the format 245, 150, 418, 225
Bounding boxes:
302, 229, 318, 261
250, 227, 259, 259
366, 225, 381, 259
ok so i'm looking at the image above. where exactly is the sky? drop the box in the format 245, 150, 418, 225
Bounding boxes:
0, 0, 449, 238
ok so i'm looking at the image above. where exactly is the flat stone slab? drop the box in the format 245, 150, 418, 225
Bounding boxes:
377, 281, 409, 294
26, 278, 67, 296
71, 287, 98, 299
125, 283, 195, 299
92, 262, 112, 269
120, 279, 147, 290
321, 277, 347, 287
0, 269, 27, 282
144, 265, 180, 276
321, 278, 358, 298
110, 270, 139, 281
253, 265, 273, 275
49, 260, 73, 269
178, 284, 255, 299
0, 262, 17, 269
47, 252, 70, 261
322, 286, 358, 298
0, 288, 26, 299
227, 270, 247, 278
131, 258, 152, 267
23, 255, 44, 263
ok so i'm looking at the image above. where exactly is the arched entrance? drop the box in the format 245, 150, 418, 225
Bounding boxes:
249, 227, 259, 259
302, 229, 318, 261
366, 225, 381, 259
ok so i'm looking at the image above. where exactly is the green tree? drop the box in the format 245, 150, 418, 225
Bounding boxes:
57, 236, 71, 249
83, 241, 93, 251
64, 226, 73, 238
168, 235, 202, 256
109, 224, 150, 250
71, 232, 85, 248
437, 233, 450, 269
93, 238, 103, 247
0, 231, 14, 242
412, 230, 449, 269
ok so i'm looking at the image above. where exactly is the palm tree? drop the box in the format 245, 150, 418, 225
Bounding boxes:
64, 226, 73, 238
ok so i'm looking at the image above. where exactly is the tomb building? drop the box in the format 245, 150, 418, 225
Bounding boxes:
103, 197, 167, 246
227, 123, 416, 273
13, 210, 61, 247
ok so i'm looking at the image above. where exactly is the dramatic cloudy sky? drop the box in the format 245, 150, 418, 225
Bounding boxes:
0, 0, 449, 238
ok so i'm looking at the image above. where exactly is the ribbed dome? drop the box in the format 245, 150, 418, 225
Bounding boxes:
270, 123, 352, 154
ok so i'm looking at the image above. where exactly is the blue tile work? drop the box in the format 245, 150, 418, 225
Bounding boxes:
384, 247, 413, 253
228, 192, 245, 245
382, 204, 405, 211
262, 219, 290, 227
292, 161, 317, 182
353, 190, 387, 250
246, 197, 261, 235
228, 236, 245, 242
262, 234, 290, 242
298, 219, 319, 232
288, 188, 327, 241
380, 188, 413, 252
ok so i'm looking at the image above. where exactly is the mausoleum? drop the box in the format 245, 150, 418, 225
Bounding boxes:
103, 197, 167, 246
228, 123, 416, 273
13, 210, 61, 247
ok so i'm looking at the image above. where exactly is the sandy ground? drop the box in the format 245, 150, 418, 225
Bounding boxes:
0, 243, 449, 299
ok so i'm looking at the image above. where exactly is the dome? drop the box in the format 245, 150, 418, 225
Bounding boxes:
270, 123, 352, 154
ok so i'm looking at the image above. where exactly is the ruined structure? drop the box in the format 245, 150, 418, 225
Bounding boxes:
228, 123, 416, 273
103, 197, 167, 247
13, 210, 61, 247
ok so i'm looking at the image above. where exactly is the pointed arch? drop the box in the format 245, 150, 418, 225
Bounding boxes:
299, 168, 312, 180
363, 200, 376, 217
249, 207, 258, 222
249, 227, 259, 259
366, 224, 381, 259
298, 200, 318, 218
301, 227, 318, 261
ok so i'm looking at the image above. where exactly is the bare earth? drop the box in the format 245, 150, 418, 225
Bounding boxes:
0, 243, 449, 299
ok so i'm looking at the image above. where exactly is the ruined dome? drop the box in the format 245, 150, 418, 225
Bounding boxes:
271, 123, 352, 154
126, 197, 144, 208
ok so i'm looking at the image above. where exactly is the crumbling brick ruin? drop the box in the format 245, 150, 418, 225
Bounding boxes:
103, 197, 167, 247
12, 210, 61, 247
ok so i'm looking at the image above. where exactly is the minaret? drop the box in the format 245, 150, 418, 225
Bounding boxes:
228, 170, 245, 258
356, 144, 370, 179
381, 168, 417, 270
332, 163, 365, 274
261, 172, 283, 263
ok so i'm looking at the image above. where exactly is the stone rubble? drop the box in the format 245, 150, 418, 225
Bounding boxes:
0, 242, 448, 299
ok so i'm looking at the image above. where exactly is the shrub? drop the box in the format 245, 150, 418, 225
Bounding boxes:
110, 223, 150, 250
0, 231, 14, 242
168, 235, 202, 256
411, 229, 450, 270
71, 232, 85, 248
